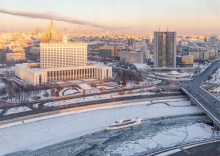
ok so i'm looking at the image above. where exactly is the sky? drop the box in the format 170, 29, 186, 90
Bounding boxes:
0, 0, 220, 34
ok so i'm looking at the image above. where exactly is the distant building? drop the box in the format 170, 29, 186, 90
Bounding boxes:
189, 50, 209, 61
15, 19, 112, 86
120, 51, 143, 64
98, 46, 115, 58
115, 46, 128, 58
1, 33, 12, 40
41, 18, 62, 43
209, 36, 217, 47
40, 38, 87, 68
182, 55, 194, 66
208, 49, 215, 60
128, 38, 135, 45
154, 32, 176, 68
0, 43, 4, 50
6, 52, 26, 62
29, 47, 40, 54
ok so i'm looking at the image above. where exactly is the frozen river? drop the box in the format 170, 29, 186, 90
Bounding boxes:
11, 115, 213, 156
1, 100, 218, 155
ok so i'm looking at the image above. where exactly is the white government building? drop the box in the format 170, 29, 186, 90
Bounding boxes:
15, 20, 112, 86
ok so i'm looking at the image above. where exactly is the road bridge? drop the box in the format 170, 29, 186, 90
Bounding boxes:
180, 60, 220, 130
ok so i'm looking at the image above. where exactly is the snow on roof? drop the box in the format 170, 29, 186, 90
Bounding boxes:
77, 83, 92, 90
133, 63, 150, 69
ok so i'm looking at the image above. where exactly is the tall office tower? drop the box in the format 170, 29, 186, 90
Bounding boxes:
128, 38, 135, 45
209, 36, 217, 47
154, 32, 176, 68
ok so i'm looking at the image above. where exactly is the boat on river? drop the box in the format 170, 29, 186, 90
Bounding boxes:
104, 117, 143, 130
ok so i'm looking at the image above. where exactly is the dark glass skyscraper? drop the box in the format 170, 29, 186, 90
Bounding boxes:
154, 32, 176, 68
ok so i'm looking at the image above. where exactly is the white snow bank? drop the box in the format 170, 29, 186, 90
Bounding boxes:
78, 83, 92, 90
166, 100, 191, 107
207, 67, 220, 84
4, 106, 32, 115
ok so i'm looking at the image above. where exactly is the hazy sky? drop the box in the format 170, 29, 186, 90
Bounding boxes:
0, 0, 220, 34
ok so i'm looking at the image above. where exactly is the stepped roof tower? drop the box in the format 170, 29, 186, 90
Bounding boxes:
41, 18, 62, 42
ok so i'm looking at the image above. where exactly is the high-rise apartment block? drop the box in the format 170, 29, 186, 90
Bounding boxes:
154, 32, 176, 68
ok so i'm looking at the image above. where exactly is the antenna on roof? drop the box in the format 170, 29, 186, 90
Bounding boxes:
167, 26, 169, 32
159, 26, 160, 32
50, 16, 53, 25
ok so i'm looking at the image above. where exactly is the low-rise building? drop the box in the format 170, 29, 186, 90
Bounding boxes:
120, 51, 143, 64
182, 55, 194, 65
16, 63, 112, 86
29, 47, 40, 54
98, 46, 115, 58
6, 52, 26, 62
189, 50, 209, 61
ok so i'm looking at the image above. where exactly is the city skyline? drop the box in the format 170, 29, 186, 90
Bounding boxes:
0, 0, 220, 34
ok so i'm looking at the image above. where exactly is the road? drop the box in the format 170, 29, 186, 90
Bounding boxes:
0, 93, 183, 121
180, 60, 220, 128
0, 83, 174, 108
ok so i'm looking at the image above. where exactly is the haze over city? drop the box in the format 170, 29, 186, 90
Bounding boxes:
0, 0, 220, 155
1, 0, 220, 34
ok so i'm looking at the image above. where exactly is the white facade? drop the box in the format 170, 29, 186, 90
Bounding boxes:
15, 20, 112, 86
15, 64, 47, 86
16, 63, 112, 86
189, 51, 209, 61
40, 41, 87, 68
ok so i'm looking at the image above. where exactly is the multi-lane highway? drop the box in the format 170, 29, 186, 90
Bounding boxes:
0, 93, 184, 122
180, 60, 220, 129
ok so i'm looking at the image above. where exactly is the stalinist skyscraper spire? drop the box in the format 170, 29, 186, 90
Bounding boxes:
41, 18, 62, 43
50, 16, 53, 25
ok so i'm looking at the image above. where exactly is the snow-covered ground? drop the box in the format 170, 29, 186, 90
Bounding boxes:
96, 86, 116, 90
43, 94, 111, 107
59, 87, 80, 97
133, 63, 150, 69
4, 106, 32, 115
0, 66, 15, 74
63, 88, 79, 95
0, 88, 54, 103
77, 83, 92, 90
166, 100, 191, 107
0, 100, 206, 155
32, 103, 40, 108
207, 67, 220, 84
